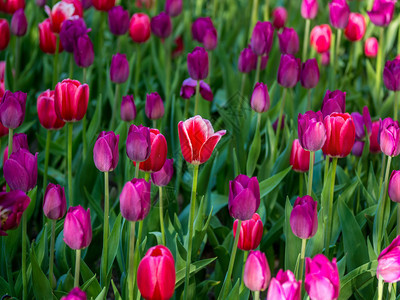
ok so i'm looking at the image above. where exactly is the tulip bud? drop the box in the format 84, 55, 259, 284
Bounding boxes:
45, 1, 76, 33
0, 90, 27, 129
272, 7, 287, 29
310, 25, 332, 54
290, 139, 310, 172
368, 0, 395, 27
238, 46, 257, 73
301, 0, 318, 19
243, 251, 271, 292
329, 0, 350, 29
110, 53, 129, 84
321, 51, 330, 66
300, 58, 320, 89
278, 27, 299, 55
298, 111, 326, 152
250, 82, 270, 113
55, 79, 89, 122
120, 178, 151, 221
136, 129, 168, 173
192, 17, 218, 51
137, 245, 176, 300
233, 213, 263, 251
4, 149, 37, 193
3, 0, 25, 14
165, 0, 182, 17
370, 121, 381, 153
61, 287, 87, 300
3, 133, 29, 164
377, 235, 400, 282
108, 6, 129, 36
290, 195, 318, 239
352, 141, 365, 157
388, 170, 400, 203
151, 158, 174, 187
172, 36, 184, 58
39, 18, 64, 54
43, 183, 67, 220
273, 115, 285, 132
180, 78, 213, 101
59, 18, 87, 53
383, 59, 400, 91
277, 54, 301, 88
351, 111, 368, 141
63, 205, 92, 250
229, 175, 260, 221
120, 95, 136, 122
92, 0, 115, 11
129, 13, 151, 43
151, 12, 172, 39
187, 47, 209, 80
145, 92, 165, 120
0, 190, 30, 236
365, 37, 378, 58
267, 270, 301, 300
321, 89, 346, 117
73, 34, 94, 68
93, 131, 119, 172
126, 125, 151, 162
10, 9, 27, 36
344, 13, 366, 42
379, 118, 400, 157
251, 21, 274, 56
0, 19, 10, 51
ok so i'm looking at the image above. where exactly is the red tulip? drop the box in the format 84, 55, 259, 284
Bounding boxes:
3, 0, 25, 14
310, 24, 332, 53
92, 0, 115, 11
233, 213, 263, 251
45, 1, 76, 34
365, 37, 378, 58
290, 139, 310, 172
38, 18, 64, 54
135, 129, 167, 173
344, 13, 366, 42
369, 121, 381, 153
37, 90, 65, 130
129, 13, 151, 43
0, 190, 30, 236
0, 19, 10, 50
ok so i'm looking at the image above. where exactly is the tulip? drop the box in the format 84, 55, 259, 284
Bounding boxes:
172, 36, 184, 58
151, 158, 174, 187
322, 113, 356, 158
377, 235, 400, 282
61, 287, 87, 300
290, 195, 318, 239
383, 59, 400, 91
137, 245, 176, 300
388, 171, 400, 203
37, 90, 65, 130
92, 0, 115, 11
192, 17, 217, 48
36, 0, 46, 6
110, 53, 129, 84
136, 0, 153, 9
93, 131, 119, 172
126, 125, 151, 162
129, 13, 151, 43
0, 90, 27, 129
180, 78, 213, 101
187, 47, 209, 80
370, 121, 381, 153
367, 0, 395, 27
165, 0, 182, 17
277, 54, 301, 88
272, 7, 287, 29
365, 37, 379, 58
379, 118, 400, 157
178, 115, 226, 165
352, 141, 365, 157
43, 183, 67, 220
321, 51, 330, 66
39, 18, 64, 54
45, 1, 76, 34
55, 79, 89, 122
3, 133, 29, 163
4, 149, 38, 193
290, 139, 310, 172
120, 178, 151, 221
151, 12, 172, 39
243, 251, 271, 292
278, 28, 299, 55
351, 111, 369, 141
0, 19, 10, 51
0, 190, 30, 236
250, 82, 270, 113
3, 0, 25, 14
73, 34, 94, 68
344, 13, 366, 42
63, 205, 92, 249
267, 270, 301, 300
145, 92, 165, 120
310, 24, 332, 53
321, 89, 346, 117
63, 0, 83, 17
59, 18, 87, 53
300, 59, 320, 89
233, 213, 263, 251
229, 175, 260, 221
136, 129, 168, 173
10, 9, 27, 36
301, 0, 318, 19
329, 0, 350, 29
120, 95, 136, 122
251, 21, 274, 56
298, 111, 326, 152
238, 46, 257, 73
273, 114, 285, 132
108, 6, 129, 36
0, 61, 5, 81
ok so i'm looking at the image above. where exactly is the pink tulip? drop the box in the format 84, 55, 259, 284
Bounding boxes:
243, 251, 271, 292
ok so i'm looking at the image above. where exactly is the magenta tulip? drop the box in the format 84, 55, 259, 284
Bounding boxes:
251, 21, 274, 56
243, 251, 271, 292
379, 117, 400, 157
300, 59, 320, 89
250, 82, 270, 113
377, 235, 400, 282
120, 95, 136, 122
298, 111, 326, 152
0, 190, 30, 236
0, 90, 26, 129
126, 125, 151, 162
267, 270, 301, 300
187, 47, 209, 80
63, 205, 92, 250
278, 28, 299, 55
145, 92, 165, 120
151, 158, 174, 187
329, 0, 350, 29
321, 90, 346, 117
290, 195, 318, 239
229, 175, 260, 221
277, 54, 301, 88
93, 131, 119, 172
301, 0, 318, 19
120, 178, 151, 221
43, 183, 67, 220
4, 149, 37, 193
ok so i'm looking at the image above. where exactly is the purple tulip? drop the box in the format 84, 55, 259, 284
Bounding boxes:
108, 6, 129, 35
43, 183, 67, 220
321, 90, 346, 117
267, 270, 301, 300
93, 131, 119, 172
192, 17, 217, 50
229, 174, 260, 221
278, 28, 299, 55
61, 287, 87, 300
368, 0, 395, 27
300, 58, 320, 89
383, 59, 400, 91
120, 178, 151, 221
3, 133, 29, 163
0, 90, 27, 129
110, 53, 129, 84
250, 82, 270, 113
377, 235, 400, 282
145, 92, 165, 120
187, 47, 209, 80
379, 117, 400, 157
180, 78, 213, 101
0, 190, 30, 236
273, 114, 285, 132
352, 141, 365, 157
329, 0, 350, 29
259, 55, 268, 71
238, 46, 257, 73
11, 9, 27, 36
151, 158, 174, 187
59, 18, 88, 53
321, 51, 330, 66
243, 251, 271, 292
151, 12, 172, 39
351, 112, 368, 140
4, 149, 37, 193
298, 111, 326, 152
73, 34, 94, 68
251, 21, 274, 56
126, 124, 151, 162
277, 54, 301, 88
290, 195, 318, 239
301, 0, 318, 19
63, 205, 92, 250
165, 0, 182, 17
120, 95, 136, 122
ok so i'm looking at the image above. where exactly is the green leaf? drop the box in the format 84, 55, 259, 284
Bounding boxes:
259, 167, 291, 197
80, 259, 102, 296
26, 187, 37, 221
94, 287, 106, 300
225, 278, 240, 300
246, 116, 261, 177
30, 248, 54, 300
175, 257, 217, 287
0, 276, 10, 294
86, 94, 102, 147
111, 279, 122, 300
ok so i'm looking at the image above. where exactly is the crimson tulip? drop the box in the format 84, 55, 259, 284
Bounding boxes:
37, 89, 65, 130
233, 213, 263, 251
290, 139, 310, 172
136, 129, 167, 173
0, 190, 30, 236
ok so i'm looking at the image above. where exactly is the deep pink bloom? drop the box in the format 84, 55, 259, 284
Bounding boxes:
229, 175, 260, 221
250, 82, 270, 113
3, 133, 28, 164
233, 213, 263, 251
379, 117, 400, 157
344, 13, 366, 42
377, 235, 400, 282
187, 47, 209, 80
37, 89, 65, 130
290, 195, 318, 239
267, 269, 301, 300
329, 0, 350, 29
251, 21, 274, 56
63, 205, 92, 250
244, 251, 271, 291
108, 6, 129, 36
151, 159, 174, 187
238, 46, 257, 73
301, 0, 318, 19
383, 59, 400, 91
129, 13, 151, 43
126, 125, 151, 162
298, 111, 326, 152
192, 17, 217, 51
120, 95, 136, 122
43, 183, 67, 220
272, 7, 287, 29
92, 0, 115, 11
120, 178, 151, 221
367, 0, 395, 27
165, 0, 182, 17
73, 34, 94, 68
10, 8, 27, 36
310, 25, 332, 53
290, 139, 310, 173
180, 78, 213, 101
370, 121, 381, 153
0, 190, 30, 236
151, 12, 172, 39
110, 53, 129, 84
389, 171, 400, 203
278, 27, 299, 55
61, 287, 87, 300
93, 131, 119, 172
0, 90, 26, 129
277, 54, 301, 88
136, 129, 167, 173
145, 92, 165, 120
300, 59, 320, 89
321, 51, 330, 66
39, 18, 64, 54
365, 37, 378, 58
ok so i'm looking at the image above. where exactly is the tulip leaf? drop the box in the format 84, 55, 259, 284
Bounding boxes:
94, 287, 106, 300
80, 259, 102, 296
259, 166, 291, 198
86, 93, 102, 147
373, 182, 390, 254
30, 248, 54, 300
107, 214, 122, 274
26, 186, 37, 222
175, 257, 217, 287
0, 276, 10, 294
225, 278, 240, 300
246, 115, 261, 177
5, 53, 13, 91
111, 279, 122, 300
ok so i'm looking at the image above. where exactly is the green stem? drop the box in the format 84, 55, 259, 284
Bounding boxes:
254, 291, 260, 300
133, 220, 143, 299
111, 84, 120, 129
134, 44, 141, 97
394, 91, 398, 121
302, 19, 311, 62
6, 128, 13, 192
22, 211, 27, 300
128, 221, 136, 300
48, 219, 56, 288
334, 29, 342, 81
249, 0, 260, 38
67, 123, 73, 206
325, 157, 338, 258
69, 54, 74, 78
101, 171, 109, 287
14, 37, 20, 91
184, 100, 189, 120
239, 251, 249, 292
379, 154, 386, 196
153, 119, 157, 130
135, 163, 140, 178
254, 56, 261, 85
184, 164, 200, 299
83, 68, 87, 83
378, 277, 383, 300
307, 89, 312, 110
43, 130, 51, 194
377, 155, 392, 253
375, 27, 385, 101
299, 173, 304, 197
275, 88, 287, 154
307, 151, 315, 196
264, 0, 270, 21
299, 238, 307, 283
53, 36, 60, 88
74, 249, 81, 287
145, 172, 150, 182
159, 186, 166, 245
213, 0, 218, 19
194, 80, 200, 116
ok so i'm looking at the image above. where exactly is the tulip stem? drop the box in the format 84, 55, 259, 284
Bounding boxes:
184, 100, 189, 120
264, 0, 270, 21
249, 0, 259, 39
254, 56, 261, 85
325, 157, 338, 258
133, 220, 143, 299
74, 249, 81, 287
219, 219, 242, 299
302, 19, 311, 62
43, 130, 51, 195
254, 291, 260, 300
394, 91, 399, 121
377, 155, 392, 253
134, 44, 141, 98
307, 151, 315, 196
299, 174, 303, 197
128, 221, 136, 300
275, 88, 287, 155
69, 54, 74, 78
21, 211, 27, 300
307, 89, 312, 111
379, 154, 386, 196
378, 277, 383, 300
67, 123, 73, 206
184, 164, 199, 299
194, 80, 200, 116
6, 128, 13, 192
135, 163, 140, 179
239, 251, 249, 292
159, 186, 166, 245
14, 37, 21, 91
53, 36, 60, 88
101, 171, 110, 287
298, 238, 307, 283
375, 27, 385, 101
49, 219, 56, 288
83, 67, 87, 83
111, 84, 120, 130
239, 73, 246, 110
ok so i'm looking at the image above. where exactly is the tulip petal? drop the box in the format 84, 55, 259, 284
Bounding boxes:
178, 121, 193, 163
4, 158, 29, 192
199, 130, 226, 164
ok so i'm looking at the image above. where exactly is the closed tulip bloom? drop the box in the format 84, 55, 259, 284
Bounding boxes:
277, 54, 301, 88
321, 89, 346, 117
120, 95, 136, 122
290, 139, 310, 172
290, 195, 318, 239
4, 149, 38, 193
310, 24, 332, 53
151, 12, 172, 39
377, 235, 400, 282
61, 287, 87, 300
178, 115, 226, 165
344, 13, 366, 42
45, 1, 76, 33
251, 21, 274, 56
301, 0, 318, 19
368, 0, 395, 27
165, 0, 182, 17
278, 28, 299, 55
298, 111, 326, 151
244, 251, 271, 292
37, 89, 65, 130
0, 90, 26, 129
300, 58, 320, 89
272, 7, 287, 29
55, 79, 89, 122
0, 121, 7, 137
36, 0, 46, 6
305, 254, 340, 300
136, 129, 167, 173
108, 6, 129, 35
329, 0, 350, 29
365, 37, 378, 58
59, 18, 87, 53
126, 125, 151, 162
93, 131, 119, 172
379, 118, 400, 157
267, 269, 301, 300
145, 92, 165, 120
3, 133, 28, 164
0, 190, 30, 236
370, 121, 381, 153
129, 13, 151, 43
39, 18, 64, 54
92, 0, 115, 11
352, 141, 364, 157
202, 27, 217, 51
351, 111, 370, 141
187, 47, 209, 80
192, 17, 216, 44
63, 0, 83, 17
233, 213, 263, 251
10, 9, 27, 36
151, 158, 174, 187
110, 53, 129, 84
43, 183, 67, 220
0, 19, 10, 50
137, 245, 176, 300
120, 178, 151, 221
383, 59, 400, 91
180, 78, 213, 101
238, 46, 257, 73
321, 51, 330, 66
389, 170, 400, 203
250, 82, 270, 113
229, 175, 260, 221
3, 0, 25, 14
73, 34, 94, 68
63, 205, 92, 249
171, 36, 184, 58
